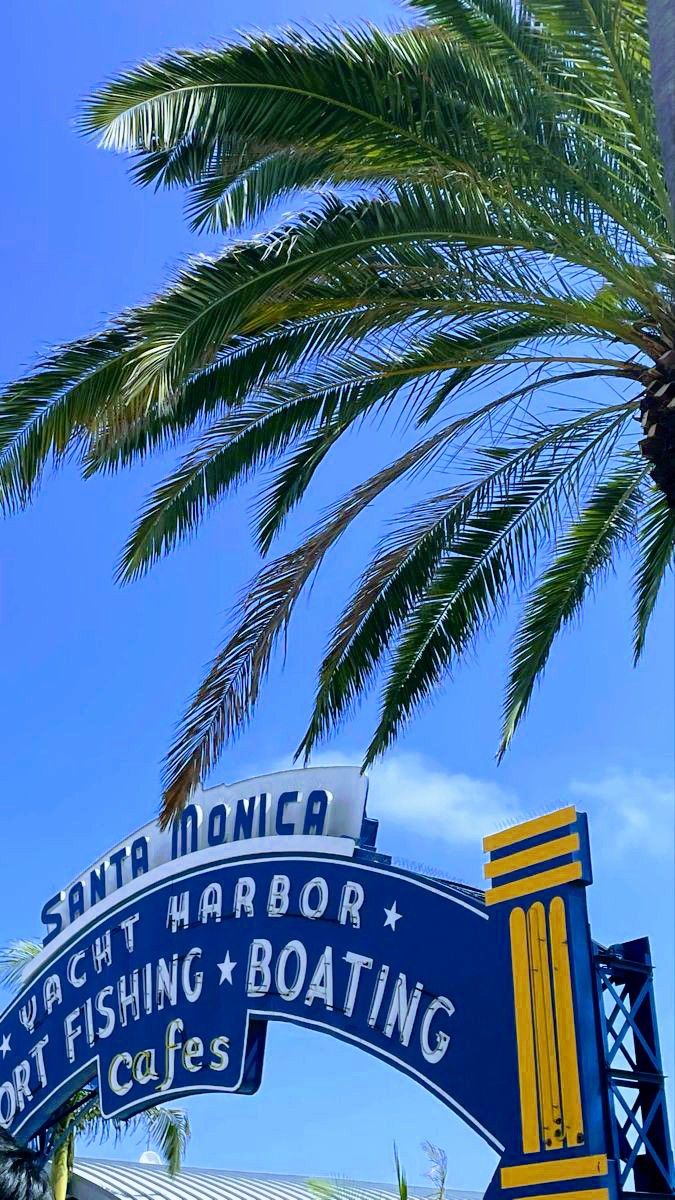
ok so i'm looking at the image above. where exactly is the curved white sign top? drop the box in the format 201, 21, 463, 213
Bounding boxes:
40, 765, 368, 947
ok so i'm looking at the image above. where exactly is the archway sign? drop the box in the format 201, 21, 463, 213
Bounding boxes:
1, 767, 673, 1200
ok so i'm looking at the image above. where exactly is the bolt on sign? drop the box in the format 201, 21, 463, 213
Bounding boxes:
1, 766, 673, 1200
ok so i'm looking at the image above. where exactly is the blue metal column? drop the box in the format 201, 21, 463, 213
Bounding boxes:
594, 938, 675, 1197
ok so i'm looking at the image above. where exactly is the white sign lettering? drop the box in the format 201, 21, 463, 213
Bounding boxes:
40, 766, 368, 946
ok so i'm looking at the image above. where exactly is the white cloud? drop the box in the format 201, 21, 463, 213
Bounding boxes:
569, 770, 674, 859
271, 748, 519, 846
259, 749, 673, 859
365, 753, 519, 845
367, 759, 673, 859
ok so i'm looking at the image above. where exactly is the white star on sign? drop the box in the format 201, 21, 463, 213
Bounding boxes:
0, 1035, 10, 1059
384, 902, 402, 930
217, 952, 237, 984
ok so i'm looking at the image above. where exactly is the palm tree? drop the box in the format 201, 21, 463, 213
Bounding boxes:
46, 1096, 189, 1200
0, 942, 190, 1200
1, 0, 673, 823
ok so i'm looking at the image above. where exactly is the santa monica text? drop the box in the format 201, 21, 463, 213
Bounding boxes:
41, 784, 335, 944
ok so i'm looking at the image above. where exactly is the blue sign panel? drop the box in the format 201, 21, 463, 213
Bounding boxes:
0, 781, 672, 1200
0, 851, 514, 1150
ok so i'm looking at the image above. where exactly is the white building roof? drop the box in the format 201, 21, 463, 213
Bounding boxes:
71, 1160, 482, 1200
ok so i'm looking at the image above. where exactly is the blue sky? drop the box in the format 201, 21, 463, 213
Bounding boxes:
2, 1, 673, 1190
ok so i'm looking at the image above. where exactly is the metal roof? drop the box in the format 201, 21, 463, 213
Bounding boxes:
71, 1160, 482, 1200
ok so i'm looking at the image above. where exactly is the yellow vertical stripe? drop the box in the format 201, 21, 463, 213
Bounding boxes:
527, 902, 564, 1150
509, 907, 540, 1154
549, 896, 584, 1146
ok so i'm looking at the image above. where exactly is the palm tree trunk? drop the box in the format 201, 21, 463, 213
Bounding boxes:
648, 0, 675, 223
51, 1135, 73, 1200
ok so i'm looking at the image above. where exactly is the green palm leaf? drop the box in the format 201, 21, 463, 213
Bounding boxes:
361, 411, 635, 763
185, 149, 339, 233
161, 416, 474, 818
0, 940, 42, 989
300, 397, 634, 756
500, 461, 648, 754
0, 0, 672, 814
632, 487, 675, 659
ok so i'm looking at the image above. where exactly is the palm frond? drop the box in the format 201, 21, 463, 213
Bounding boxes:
254, 419, 350, 553
117, 391, 333, 582
361, 409, 634, 764
301, 401, 633, 757
526, 0, 665, 198
0, 329, 135, 512
84, 306, 397, 475
0, 0, 670, 794
80, 12, 671, 255
423, 1141, 448, 1200
119, 318, 629, 578
395, 1146, 408, 1200
0, 940, 41, 990
632, 486, 675, 659
185, 149, 339, 234
160, 416, 471, 820
140, 1106, 191, 1176
66, 1093, 190, 1176
500, 460, 647, 754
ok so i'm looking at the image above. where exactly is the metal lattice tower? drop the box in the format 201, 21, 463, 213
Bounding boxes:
595, 937, 675, 1198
